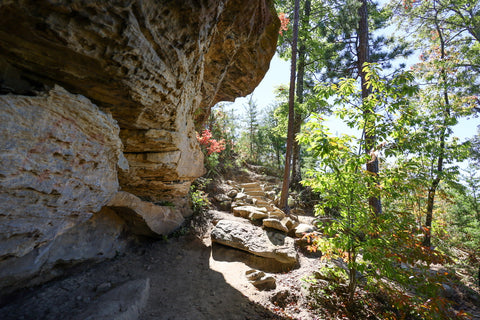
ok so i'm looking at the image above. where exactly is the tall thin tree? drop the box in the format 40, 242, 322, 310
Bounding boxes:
357, 0, 382, 215
290, 0, 311, 190
280, 0, 300, 211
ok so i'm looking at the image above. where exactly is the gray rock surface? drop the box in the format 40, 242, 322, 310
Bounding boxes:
233, 206, 269, 220
0, 86, 124, 266
0, 207, 127, 294
211, 220, 298, 267
263, 218, 289, 233
294, 223, 316, 238
0, 0, 279, 293
0, 0, 279, 205
73, 278, 150, 320
246, 269, 276, 291
108, 191, 184, 236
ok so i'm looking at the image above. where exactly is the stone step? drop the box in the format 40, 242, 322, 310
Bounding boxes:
253, 199, 271, 207
239, 182, 262, 188
239, 183, 264, 193
233, 205, 268, 220
245, 190, 266, 197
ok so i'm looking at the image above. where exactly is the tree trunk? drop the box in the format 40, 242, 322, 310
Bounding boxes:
290, 0, 311, 191
280, 0, 300, 211
290, 115, 303, 189
423, 3, 449, 247
357, 0, 382, 215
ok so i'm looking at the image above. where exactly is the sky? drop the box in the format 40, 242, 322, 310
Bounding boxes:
228, 54, 290, 113
227, 54, 479, 142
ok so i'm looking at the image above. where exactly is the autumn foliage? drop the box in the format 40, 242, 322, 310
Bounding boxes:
278, 12, 289, 35
196, 129, 226, 156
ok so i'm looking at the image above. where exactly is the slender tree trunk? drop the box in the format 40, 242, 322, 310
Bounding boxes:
357, 0, 382, 215
291, 0, 311, 191
291, 117, 303, 189
423, 4, 449, 247
280, 0, 300, 211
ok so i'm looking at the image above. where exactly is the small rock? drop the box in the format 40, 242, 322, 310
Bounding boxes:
265, 191, 276, 200
283, 217, 299, 231
268, 208, 286, 220
227, 189, 238, 198
270, 289, 297, 308
297, 215, 317, 225
233, 205, 267, 219
248, 211, 269, 220
294, 223, 315, 238
246, 269, 265, 281
244, 197, 254, 204
246, 269, 276, 290
235, 192, 248, 200
245, 190, 265, 197
263, 218, 288, 233
252, 275, 276, 291
218, 200, 232, 211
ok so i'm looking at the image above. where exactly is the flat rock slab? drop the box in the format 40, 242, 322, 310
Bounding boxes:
74, 278, 150, 320
211, 220, 298, 267
233, 205, 268, 220
108, 191, 184, 236
239, 182, 263, 191
294, 223, 316, 238
263, 218, 288, 233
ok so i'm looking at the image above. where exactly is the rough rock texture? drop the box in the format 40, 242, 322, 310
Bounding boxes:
108, 191, 184, 236
0, 0, 279, 293
0, 0, 279, 203
294, 223, 316, 238
262, 218, 289, 233
0, 207, 127, 294
233, 205, 269, 220
0, 86, 125, 264
73, 278, 150, 320
211, 220, 298, 268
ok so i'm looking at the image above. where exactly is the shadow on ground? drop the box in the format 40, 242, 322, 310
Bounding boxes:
0, 234, 288, 320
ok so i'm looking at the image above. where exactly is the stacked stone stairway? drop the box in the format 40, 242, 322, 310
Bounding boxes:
210, 180, 318, 283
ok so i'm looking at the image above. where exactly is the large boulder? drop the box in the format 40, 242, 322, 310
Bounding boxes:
0, 86, 125, 264
0, 0, 279, 204
0, 0, 279, 292
0, 207, 127, 295
211, 220, 298, 268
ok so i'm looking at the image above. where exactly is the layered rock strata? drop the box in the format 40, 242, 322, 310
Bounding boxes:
0, 87, 127, 291
0, 0, 279, 203
0, 0, 279, 293
211, 219, 298, 268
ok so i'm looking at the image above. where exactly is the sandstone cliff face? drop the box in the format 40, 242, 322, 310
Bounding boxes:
0, 0, 278, 293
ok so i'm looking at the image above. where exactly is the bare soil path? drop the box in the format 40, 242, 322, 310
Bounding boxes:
0, 210, 321, 320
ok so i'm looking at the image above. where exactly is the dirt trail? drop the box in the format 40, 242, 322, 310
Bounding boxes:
0, 211, 321, 320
